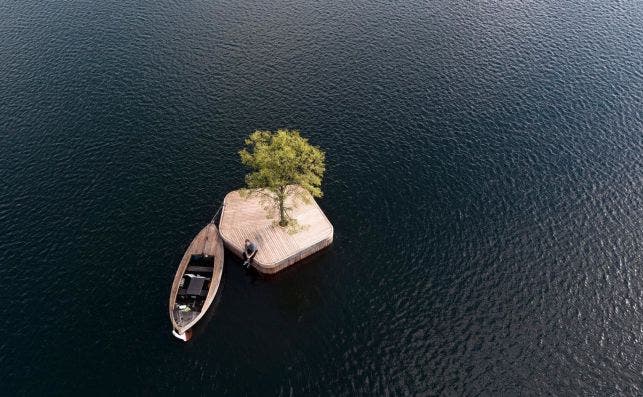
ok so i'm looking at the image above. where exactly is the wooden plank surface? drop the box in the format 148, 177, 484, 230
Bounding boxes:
219, 186, 333, 273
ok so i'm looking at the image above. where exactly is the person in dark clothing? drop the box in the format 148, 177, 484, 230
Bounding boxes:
242, 239, 257, 268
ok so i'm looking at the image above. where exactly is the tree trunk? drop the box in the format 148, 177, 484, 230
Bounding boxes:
278, 187, 288, 227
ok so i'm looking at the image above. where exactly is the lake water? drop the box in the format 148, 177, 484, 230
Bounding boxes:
1, 0, 642, 394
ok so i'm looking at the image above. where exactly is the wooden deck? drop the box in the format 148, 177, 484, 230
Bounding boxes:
219, 186, 333, 273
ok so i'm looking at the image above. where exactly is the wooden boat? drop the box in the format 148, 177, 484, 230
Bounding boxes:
169, 222, 224, 341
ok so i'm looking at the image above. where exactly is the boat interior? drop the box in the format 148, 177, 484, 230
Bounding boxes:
173, 253, 215, 327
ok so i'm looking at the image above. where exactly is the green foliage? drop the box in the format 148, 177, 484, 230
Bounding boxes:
239, 129, 325, 227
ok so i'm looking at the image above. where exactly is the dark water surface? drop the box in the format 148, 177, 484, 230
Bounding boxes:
1, 0, 642, 394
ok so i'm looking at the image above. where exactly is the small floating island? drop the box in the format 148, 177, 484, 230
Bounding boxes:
219, 186, 334, 274
168, 129, 331, 341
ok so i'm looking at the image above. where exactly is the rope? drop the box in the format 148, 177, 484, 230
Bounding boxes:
210, 204, 223, 224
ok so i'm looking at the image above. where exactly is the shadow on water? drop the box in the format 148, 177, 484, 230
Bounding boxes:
244, 247, 334, 281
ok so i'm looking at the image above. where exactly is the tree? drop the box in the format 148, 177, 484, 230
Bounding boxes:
239, 129, 325, 227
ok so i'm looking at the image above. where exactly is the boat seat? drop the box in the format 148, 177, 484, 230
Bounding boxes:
178, 289, 207, 297
186, 266, 213, 273
186, 277, 206, 295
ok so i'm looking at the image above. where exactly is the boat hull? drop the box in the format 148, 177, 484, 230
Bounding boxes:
169, 223, 224, 340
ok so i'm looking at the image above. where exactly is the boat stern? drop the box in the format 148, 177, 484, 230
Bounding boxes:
172, 329, 191, 342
